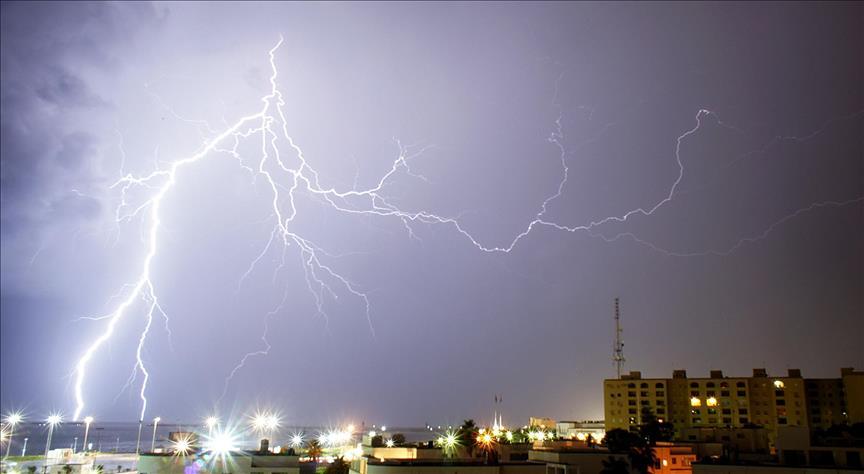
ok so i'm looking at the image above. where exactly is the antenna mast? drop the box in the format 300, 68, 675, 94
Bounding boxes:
613, 297, 625, 378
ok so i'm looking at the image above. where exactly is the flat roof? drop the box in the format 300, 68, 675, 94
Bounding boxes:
365, 458, 543, 467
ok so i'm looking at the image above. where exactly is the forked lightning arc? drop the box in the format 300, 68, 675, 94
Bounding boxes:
71, 37, 863, 421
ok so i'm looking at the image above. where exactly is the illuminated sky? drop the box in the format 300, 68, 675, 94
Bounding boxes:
1, 2, 862, 425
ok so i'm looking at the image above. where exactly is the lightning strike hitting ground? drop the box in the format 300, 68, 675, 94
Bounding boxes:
71, 37, 863, 421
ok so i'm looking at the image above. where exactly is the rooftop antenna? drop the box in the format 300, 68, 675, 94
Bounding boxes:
613, 297, 625, 378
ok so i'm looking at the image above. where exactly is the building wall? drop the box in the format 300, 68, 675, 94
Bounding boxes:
605, 373, 669, 431
694, 464, 863, 474
137, 455, 255, 474
803, 379, 845, 429
363, 447, 419, 460
841, 368, 864, 424
653, 445, 697, 474
605, 368, 859, 442
555, 421, 604, 441
137, 453, 300, 474
529, 450, 620, 474
353, 462, 543, 474
529, 418, 556, 429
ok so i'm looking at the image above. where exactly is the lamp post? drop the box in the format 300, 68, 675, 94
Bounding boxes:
135, 419, 143, 455
73, 437, 78, 452
21, 437, 28, 456
266, 415, 280, 448
82, 417, 94, 454
150, 417, 161, 452
206, 417, 219, 438
3, 412, 23, 461
43, 414, 62, 474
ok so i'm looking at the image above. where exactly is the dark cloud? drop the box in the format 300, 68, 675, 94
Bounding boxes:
35, 71, 109, 108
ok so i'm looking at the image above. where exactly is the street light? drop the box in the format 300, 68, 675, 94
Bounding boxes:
206, 417, 219, 438
250, 412, 269, 435
82, 416, 94, 454
150, 417, 161, 452
43, 414, 63, 474
3, 412, 23, 461
266, 415, 280, 446
135, 419, 144, 455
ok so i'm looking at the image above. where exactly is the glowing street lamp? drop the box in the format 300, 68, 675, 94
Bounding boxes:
477, 432, 495, 461
206, 417, 219, 438
3, 412, 23, 461
135, 418, 144, 455
81, 416, 94, 454
150, 417, 161, 452
251, 413, 269, 434
171, 433, 194, 456
266, 415, 280, 444
205, 427, 238, 466
437, 430, 459, 458
43, 414, 62, 474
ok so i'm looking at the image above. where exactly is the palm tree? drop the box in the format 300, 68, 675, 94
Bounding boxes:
324, 456, 349, 474
627, 445, 657, 474
458, 420, 478, 457
305, 439, 323, 463
600, 456, 630, 474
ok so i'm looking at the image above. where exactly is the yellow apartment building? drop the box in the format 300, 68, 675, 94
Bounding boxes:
604, 367, 863, 439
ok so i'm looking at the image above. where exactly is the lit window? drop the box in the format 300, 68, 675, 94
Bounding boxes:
707, 397, 718, 407
774, 380, 785, 389
690, 397, 702, 407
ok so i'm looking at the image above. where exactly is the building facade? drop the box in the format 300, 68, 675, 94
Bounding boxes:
604, 368, 864, 439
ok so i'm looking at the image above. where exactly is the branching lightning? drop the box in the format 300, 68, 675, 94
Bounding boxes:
70, 37, 863, 421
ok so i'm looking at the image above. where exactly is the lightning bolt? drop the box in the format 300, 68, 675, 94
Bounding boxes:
597, 197, 864, 257
71, 36, 861, 421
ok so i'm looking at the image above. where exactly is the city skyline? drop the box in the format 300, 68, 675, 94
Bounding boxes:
1, 2, 862, 424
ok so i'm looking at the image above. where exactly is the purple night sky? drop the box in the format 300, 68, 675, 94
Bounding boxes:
1, 2, 862, 425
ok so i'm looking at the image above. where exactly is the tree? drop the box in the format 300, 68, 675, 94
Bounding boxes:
370, 435, 384, 447
602, 428, 656, 474
27, 466, 37, 474
305, 439, 323, 463
391, 433, 406, 446
627, 445, 658, 474
62, 465, 73, 474
457, 420, 478, 457
604, 429, 640, 453
324, 456, 349, 474
600, 456, 630, 474
638, 407, 674, 444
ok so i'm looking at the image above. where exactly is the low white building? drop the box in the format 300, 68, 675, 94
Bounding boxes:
137, 452, 300, 474
554, 421, 604, 442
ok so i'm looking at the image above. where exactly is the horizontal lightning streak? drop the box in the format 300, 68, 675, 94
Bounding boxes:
597, 197, 864, 257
